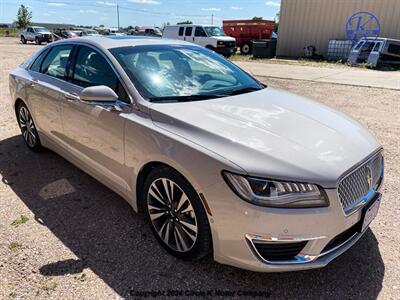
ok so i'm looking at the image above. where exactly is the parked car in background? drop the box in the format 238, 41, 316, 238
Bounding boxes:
223, 19, 275, 55
81, 29, 100, 36
130, 26, 162, 37
348, 37, 400, 68
53, 29, 79, 39
163, 25, 236, 57
70, 28, 100, 37
9, 36, 384, 272
20, 26, 53, 45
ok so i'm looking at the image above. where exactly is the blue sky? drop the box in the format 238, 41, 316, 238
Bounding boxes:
0, 0, 281, 27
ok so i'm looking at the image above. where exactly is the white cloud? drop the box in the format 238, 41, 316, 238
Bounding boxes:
79, 9, 99, 13
201, 8, 220, 11
231, 6, 243, 10
128, 0, 161, 5
48, 2, 66, 6
265, 1, 280, 7
96, 1, 116, 6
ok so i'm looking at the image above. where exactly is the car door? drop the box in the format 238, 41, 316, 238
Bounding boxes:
176, 27, 185, 41
193, 26, 208, 47
27, 27, 34, 41
26, 44, 73, 146
367, 41, 384, 68
60, 44, 131, 195
184, 26, 193, 42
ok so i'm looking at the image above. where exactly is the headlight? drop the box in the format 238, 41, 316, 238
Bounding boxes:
222, 171, 328, 208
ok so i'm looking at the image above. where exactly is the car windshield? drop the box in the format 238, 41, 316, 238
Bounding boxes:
35, 27, 48, 33
110, 45, 264, 102
204, 26, 225, 37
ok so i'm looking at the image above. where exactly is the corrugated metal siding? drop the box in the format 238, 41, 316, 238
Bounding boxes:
277, 0, 400, 58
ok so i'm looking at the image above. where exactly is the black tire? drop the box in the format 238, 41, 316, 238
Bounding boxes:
143, 167, 212, 260
240, 43, 252, 55
16, 102, 42, 151
35, 37, 41, 45
21, 36, 26, 44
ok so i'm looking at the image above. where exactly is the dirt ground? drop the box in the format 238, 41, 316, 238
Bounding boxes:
0, 37, 399, 299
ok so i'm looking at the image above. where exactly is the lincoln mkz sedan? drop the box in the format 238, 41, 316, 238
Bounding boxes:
9, 36, 384, 272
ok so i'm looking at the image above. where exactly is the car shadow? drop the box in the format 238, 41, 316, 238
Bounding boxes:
0, 135, 385, 299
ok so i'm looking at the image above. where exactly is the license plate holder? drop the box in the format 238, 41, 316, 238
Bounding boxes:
359, 194, 381, 233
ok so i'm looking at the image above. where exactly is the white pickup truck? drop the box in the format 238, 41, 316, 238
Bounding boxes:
20, 26, 53, 45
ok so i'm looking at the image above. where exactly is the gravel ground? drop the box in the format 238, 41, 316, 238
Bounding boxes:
0, 37, 399, 300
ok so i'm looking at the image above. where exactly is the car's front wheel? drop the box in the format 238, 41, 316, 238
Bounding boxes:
143, 167, 212, 260
16, 102, 42, 151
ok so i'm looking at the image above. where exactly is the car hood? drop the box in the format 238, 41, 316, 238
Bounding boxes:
150, 88, 380, 187
211, 36, 235, 42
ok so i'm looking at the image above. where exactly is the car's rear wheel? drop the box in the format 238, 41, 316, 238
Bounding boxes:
16, 102, 42, 151
21, 36, 26, 44
143, 167, 212, 260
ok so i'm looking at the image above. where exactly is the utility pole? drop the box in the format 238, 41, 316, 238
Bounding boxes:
211, 14, 214, 25
116, 2, 120, 30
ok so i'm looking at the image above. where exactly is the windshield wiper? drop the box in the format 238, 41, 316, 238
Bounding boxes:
149, 94, 225, 102
222, 86, 264, 96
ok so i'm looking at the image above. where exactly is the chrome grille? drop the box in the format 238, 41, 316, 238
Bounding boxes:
338, 151, 383, 213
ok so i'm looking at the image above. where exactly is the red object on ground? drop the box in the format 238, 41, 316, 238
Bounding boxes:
223, 19, 275, 54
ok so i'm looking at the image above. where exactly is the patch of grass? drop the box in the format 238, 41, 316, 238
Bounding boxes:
0, 28, 19, 37
8, 291, 17, 298
8, 241, 22, 249
11, 215, 29, 227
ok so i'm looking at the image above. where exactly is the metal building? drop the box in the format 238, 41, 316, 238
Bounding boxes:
276, 0, 400, 58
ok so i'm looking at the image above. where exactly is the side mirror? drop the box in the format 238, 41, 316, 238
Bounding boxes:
79, 85, 119, 103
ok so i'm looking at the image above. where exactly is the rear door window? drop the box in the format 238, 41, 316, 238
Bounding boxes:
372, 42, 382, 52
178, 27, 184, 36
30, 48, 50, 72
185, 27, 193, 37
41, 45, 73, 80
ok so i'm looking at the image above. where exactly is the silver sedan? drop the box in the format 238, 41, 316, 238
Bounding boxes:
9, 36, 384, 272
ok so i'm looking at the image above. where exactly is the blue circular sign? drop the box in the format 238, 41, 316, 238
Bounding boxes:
345, 12, 380, 43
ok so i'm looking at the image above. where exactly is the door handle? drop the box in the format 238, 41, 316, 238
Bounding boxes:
63, 92, 80, 102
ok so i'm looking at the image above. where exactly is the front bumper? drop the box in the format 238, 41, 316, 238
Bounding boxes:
37, 34, 52, 42
215, 46, 237, 56
202, 180, 378, 272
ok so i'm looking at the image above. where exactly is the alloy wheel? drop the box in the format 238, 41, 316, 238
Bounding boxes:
18, 106, 37, 148
147, 178, 198, 252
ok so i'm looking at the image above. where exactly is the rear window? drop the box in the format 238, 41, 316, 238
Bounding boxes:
372, 42, 382, 52
178, 27, 184, 36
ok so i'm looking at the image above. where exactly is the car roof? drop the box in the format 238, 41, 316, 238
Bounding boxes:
51, 35, 194, 49
166, 24, 216, 27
